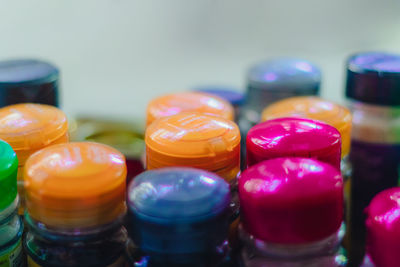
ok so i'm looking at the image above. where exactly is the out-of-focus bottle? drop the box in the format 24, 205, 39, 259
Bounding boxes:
345, 52, 400, 265
361, 187, 400, 267
0, 103, 69, 214
146, 92, 234, 127
193, 86, 245, 122
239, 157, 346, 267
246, 117, 341, 169
0, 140, 24, 266
0, 59, 59, 107
126, 167, 233, 266
239, 58, 321, 168
23, 142, 127, 266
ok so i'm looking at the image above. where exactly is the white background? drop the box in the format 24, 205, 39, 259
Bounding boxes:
1, 0, 399, 121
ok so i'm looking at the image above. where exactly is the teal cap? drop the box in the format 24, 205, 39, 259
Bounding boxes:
0, 139, 18, 210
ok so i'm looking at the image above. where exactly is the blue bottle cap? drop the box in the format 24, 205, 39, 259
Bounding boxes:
194, 86, 245, 106
346, 52, 400, 106
127, 167, 231, 255
245, 58, 321, 114
0, 59, 59, 107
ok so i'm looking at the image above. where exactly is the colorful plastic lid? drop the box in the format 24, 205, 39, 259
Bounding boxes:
0, 140, 18, 211
346, 52, 400, 106
145, 112, 240, 180
146, 92, 234, 126
366, 187, 400, 267
24, 142, 127, 229
128, 167, 230, 221
0, 59, 59, 107
246, 117, 341, 169
194, 86, 245, 106
0, 104, 68, 165
127, 167, 230, 254
239, 157, 343, 244
262, 96, 352, 157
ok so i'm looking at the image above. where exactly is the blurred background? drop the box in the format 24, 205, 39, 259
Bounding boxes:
1, 0, 399, 120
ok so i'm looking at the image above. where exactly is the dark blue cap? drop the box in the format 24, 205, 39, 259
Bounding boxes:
126, 167, 231, 255
0, 59, 59, 107
194, 86, 245, 106
345, 52, 400, 106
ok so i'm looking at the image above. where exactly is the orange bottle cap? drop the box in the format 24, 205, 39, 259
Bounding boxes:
0, 104, 69, 165
261, 96, 352, 158
146, 92, 234, 126
24, 142, 127, 229
145, 112, 240, 181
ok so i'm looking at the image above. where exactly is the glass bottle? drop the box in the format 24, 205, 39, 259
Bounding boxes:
23, 142, 127, 266
238, 157, 346, 267
0, 140, 24, 266
126, 167, 233, 267
345, 52, 400, 266
0, 103, 69, 214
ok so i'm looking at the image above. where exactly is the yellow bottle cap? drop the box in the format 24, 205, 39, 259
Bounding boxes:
24, 142, 127, 229
145, 112, 240, 181
0, 104, 69, 166
146, 92, 234, 126
261, 96, 352, 157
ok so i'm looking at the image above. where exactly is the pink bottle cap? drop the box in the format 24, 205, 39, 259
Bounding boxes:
365, 187, 400, 267
246, 117, 341, 169
239, 157, 343, 244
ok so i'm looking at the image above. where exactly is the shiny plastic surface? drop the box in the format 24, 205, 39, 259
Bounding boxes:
365, 187, 400, 267
126, 167, 231, 257
246, 117, 341, 169
24, 142, 127, 229
0, 103, 69, 165
146, 92, 234, 126
0, 140, 18, 210
239, 157, 343, 244
145, 112, 240, 182
262, 96, 352, 158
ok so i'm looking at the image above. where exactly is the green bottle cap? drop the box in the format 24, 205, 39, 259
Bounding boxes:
0, 140, 18, 211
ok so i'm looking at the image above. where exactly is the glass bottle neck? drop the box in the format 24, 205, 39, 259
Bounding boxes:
239, 223, 345, 259
0, 196, 18, 224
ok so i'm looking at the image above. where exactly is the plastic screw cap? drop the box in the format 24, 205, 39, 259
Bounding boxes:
146, 92, 234, 126
0, 59, 59, 107
0, 140, 18, 210
24, 142, 127, 228
262, 96, 352, 158
127, 167, 230, 254
145, 112, 241, 181
239, 157, 343, 244
0, 103, 69, 165
246, 117, 341, 169
346, 52, 400, 106
366, 187, 400, 267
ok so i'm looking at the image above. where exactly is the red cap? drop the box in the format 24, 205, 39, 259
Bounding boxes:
366, 187, 400, 267
246, 117, 341, 169
239, 157, 343, 244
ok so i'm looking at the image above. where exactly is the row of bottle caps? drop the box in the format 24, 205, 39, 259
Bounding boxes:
0, 52, 399, 266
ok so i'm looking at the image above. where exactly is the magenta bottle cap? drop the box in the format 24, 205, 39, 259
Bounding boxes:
239, 157, 343, 244
366, 187, 400, 267
246, 117, 341, 169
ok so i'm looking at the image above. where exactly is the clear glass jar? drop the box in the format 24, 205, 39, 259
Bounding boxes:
24, 215, 127, 267
239, 225, 347, 267
0, 197, 24, 267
